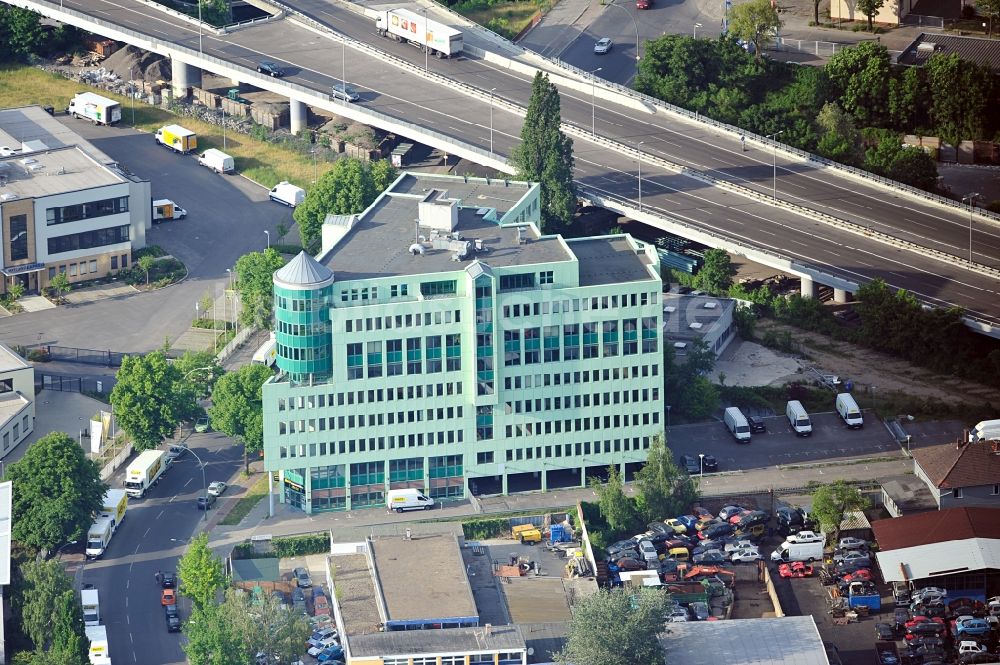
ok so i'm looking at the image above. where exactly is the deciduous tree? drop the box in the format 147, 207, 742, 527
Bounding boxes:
815, 101, 862, 165
694, 248, 736, 294
887, 146, 938, 191
177, 533, 227, 612
511, 72, 576, 233
824, 41, 891, 127
634, 434, 699, 522
925, 52, 994, 146
591, 465, 637, 533
0, 7, 45, 61
209, 363, 273, 471
979, 0, 1000, 35
48, 271, 71, 301
887, 65, 928, 131
183, 603, 241, 665
556, 588, 672, 665
856, 0, 886, 30
810, 480, 870, 544
111, 352, 197, 451
234, 248, 285, 330
174, 350, 223, 400
7, 433, 106, 555
727, 0, 782, 62
293, 158, 392, 250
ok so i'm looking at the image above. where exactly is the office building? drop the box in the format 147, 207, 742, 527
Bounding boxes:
262, 173, 664, 513
0, 344, 33, 460
0, 105, 150, 296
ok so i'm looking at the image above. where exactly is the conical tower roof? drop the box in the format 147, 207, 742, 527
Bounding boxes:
273, 251, 335, 290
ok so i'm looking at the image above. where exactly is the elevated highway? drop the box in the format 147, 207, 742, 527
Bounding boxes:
6, 0, 1000, 335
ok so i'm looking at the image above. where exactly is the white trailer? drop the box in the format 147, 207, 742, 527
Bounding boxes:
86, 515, 115, 559
123, 450, 167, 498
101, 489, 128, 529
969, 419, 1000, 443
375, 8, 463, 58
82, 589, 100, 626
86, 625, 112, 665
252, 333, 277, 367
67, 92, 122, 126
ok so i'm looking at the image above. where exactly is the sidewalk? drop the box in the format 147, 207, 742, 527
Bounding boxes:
207, 454, 911, 551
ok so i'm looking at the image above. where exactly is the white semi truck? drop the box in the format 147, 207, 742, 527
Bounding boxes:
375, 8, 463, 58
123, 450, 167, 498
86, 625, 112, 665
82, 589, 100, 626
101, 489, 128, 529
67, 92, 122, 126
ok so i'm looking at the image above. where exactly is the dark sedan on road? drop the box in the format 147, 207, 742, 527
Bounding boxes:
748, 415, 767, 433
165, 604, 181, 632
257, 61, 283, 77
196, 494, 216, 510
161, 571, 176, 588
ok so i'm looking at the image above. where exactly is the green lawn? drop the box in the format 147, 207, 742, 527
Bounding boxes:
219, 473, 270, 526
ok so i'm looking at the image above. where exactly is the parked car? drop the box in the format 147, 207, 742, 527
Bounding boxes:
594, 37, 613, 54
317, 644, 345, 663
723, 539, 755, 554
207, 481, 228, 497
676, 515, 700, 531
833, 551, 871, 566
309, 627, 339, 649
785, 530, 823, 544
292, 587, 307, 613
911, 587, 947, 601
678, 455, 701, 474
701, 523, 736, 541
308, 636, 341, 657
692, 550, 727, 565
607, 540, 639, 557
609, 556, 647, 571
164, 604, 181, 632
955, 616, 991, 637
837, 537, 868, 551
688, 601, 710, 621
748, 415, 767, 433
730, 546, 762, 563
906, 622, 946, 640
646, 522, 670, 535
257, 60, 283, 77
701, 455, 718, 472
161, 589, 176, 606
194, 417, 210, 432
778, 562, 814, 578
663, 518, 688, 534
718, 506, 744, 521
735, 510, 769, 531
875, 623, 897, 640
666, 606, 689, 622
161, 571, 176, 588
294, 567, 313, 588
196, 494, 216, 510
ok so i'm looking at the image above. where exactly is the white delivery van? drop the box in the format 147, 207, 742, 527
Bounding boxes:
269, 181, 305, 208
835, 393, 863, 429
724, 407, 752, 443
386, 488, 435, 513
786, 400, 813, 436
197, 148, 234, 174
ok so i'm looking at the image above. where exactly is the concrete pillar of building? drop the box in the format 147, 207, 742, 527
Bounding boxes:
230, 77, 241, 86
541, 469, 548, 492
580, 466, 587, 488
303, 467, 313, 515
289, 98, 307, 135
620, 462, 627, 481
501, 471, 508, 495
833, 288, 852, 303
800, 276, 815, 299
171, 60, 202, 99
268, 471, 274, 517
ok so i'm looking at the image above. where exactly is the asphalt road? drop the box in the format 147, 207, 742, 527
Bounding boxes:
29, 0, 1000, 329
0, 119, 292, 352
82, 432, 243, 665
668, 411, 901, 472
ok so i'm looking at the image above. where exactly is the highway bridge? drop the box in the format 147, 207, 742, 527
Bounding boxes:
6, 0, 1000, 336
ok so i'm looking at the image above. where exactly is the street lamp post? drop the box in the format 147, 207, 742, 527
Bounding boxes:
637, 141, 645, 213
489, 87, 497, 154
606, 2, 641, 72
342, 39, 347, 106
264, 230, 270, 249
198, 0, 203, 55
766, 130, 785, 200
666, 405, 671, 430
55, 540, 78, 560
590, 67, 602, 136
963, 192, 980, 264
698, 453, 705, 477
694, 22, 702, 38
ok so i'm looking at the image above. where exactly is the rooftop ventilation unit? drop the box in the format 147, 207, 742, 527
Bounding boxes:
408, 244, 426, 256
475, 208, 490, 216
673, 342, 687, 349
663, 306, 676, 313
917, 42, 937, 52
703, 302, 718, 309
0, 193, 18, 202
689, 322, 703, 330
19, 157, 37, 166
27, 163, 44, 173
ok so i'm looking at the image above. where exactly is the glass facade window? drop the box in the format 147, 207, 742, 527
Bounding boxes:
406, 337, 422, 374
425, 335, 442, 373
48, 225, 129, 254
623, 318, 638, 355
539, 270, 553, 284
475, 278, 494, 395
476, 405, 493, 440
46, 196, 128, 225
583, 322, 599, 358
429, 455, 462, 478
543, 325, 560, 362
523, 327, 540, 364
386, 339, 403, 376
504, 330, 520, 366
367, 341, 382, 378
389, 457, 423, 482
446, 334, 461, 371
420, 280, 457, 296
563, 324, 580, 360
642, 316, 658, 353
8, 214, 28, 261
499, 273, 535, 291
347, 343, 363, 380
310, 465, 346, 489
603, 320, 619, 356
350, 461, 384, 486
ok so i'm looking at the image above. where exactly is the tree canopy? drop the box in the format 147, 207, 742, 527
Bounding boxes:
815, 102, 862, 165
925, 52, 994, 147
293, 158, 397, 250
556, 587, 672, 665
234, 248, 286, 330
810, 480, 870, 544
727, 0, 782, 62
511, 72, 576, 234
663, 341, 720, 420
13, 559, 89, 665
7, 432, 106, 555
174, 349, 223, 400
208, 363, 273, 471
694, 248, 736, 294
591, 465, 637, 533
856, 0, 886, 30
111, 351, 198, 451
633, 434, 699, 522
177, 533, 227, 612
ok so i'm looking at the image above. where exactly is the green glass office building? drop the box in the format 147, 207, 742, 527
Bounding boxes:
263, 174, 664, 513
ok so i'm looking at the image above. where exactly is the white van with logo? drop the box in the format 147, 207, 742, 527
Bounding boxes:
724, 407, 752, 443
786, 400, 813, 436
386, 488, 436, 513
835, 393, 863, 429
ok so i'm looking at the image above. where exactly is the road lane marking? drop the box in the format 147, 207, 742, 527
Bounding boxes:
157, 510, 164, 520
143, 527, 151, 537
184, 478, 193, 488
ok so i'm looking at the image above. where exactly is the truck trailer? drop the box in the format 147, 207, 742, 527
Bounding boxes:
101, 489, 128, 529
86, 625, 112, 665
375, 8, 463, 58
969, 419, 1000, 443
67, 92, 122, 126
123, 450, 167, 498
155, 124, 198, 154
82, 589, 100, 626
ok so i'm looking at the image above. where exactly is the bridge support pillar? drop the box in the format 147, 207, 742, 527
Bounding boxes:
289, 99, 307, 135
171, 60, 201, 99
833, 288, 852, 303
800, 276, 815, 298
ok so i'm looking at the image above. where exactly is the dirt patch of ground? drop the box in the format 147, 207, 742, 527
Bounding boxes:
754, 319, 1000, 406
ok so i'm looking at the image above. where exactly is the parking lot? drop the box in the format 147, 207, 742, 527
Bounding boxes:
668, 411, 902, 473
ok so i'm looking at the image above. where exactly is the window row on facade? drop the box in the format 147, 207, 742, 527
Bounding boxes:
278, 404, 466, 436
502, 362, 660, 391
504, 436, 652, 462
48, 224, 130, 255
46, 195, 129, 226
346, 334, 461, 379
505, 386, 661, 414
277, 427, 466, 459
277, 380, 464, 412
504, 410, 660, 438
502, 318, 658, 365
344, 309, 462, 333
501, 290, 659, 319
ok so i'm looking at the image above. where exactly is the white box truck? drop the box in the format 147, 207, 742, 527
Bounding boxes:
835, 393, 864, 429
386, 488, 435, 512
123, 450, 167, 498
785, 400, 813, 436
67, 92, 122, 126
770, 539, 824, 563
724, 406, 751, 443
197, 148, 234, 174
101, 489, 128, 529
82, 589, 100, 626
375, 8, 463, 58
85, 515, 116, 559
969, 419, 1000, 443
269, 181, 305, 208
252, 333, 277, 367
86, 625, 112, 665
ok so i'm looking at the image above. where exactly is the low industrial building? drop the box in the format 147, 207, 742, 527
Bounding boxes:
662, 292, 736, 358
659, 616, 829, 665
327, 533, 527, 665
873, 506, 1000, 601
0, 105, 150, 296
896, 33, 1000, 74
880, 474, 937, 517
911, 438, 1000, 508
0, 344, 34, 460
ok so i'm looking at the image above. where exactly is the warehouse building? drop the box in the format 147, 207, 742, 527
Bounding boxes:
262, 173, 664, 512
0, 105, 150, 296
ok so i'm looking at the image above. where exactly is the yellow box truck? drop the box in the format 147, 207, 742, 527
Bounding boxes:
155, 124, 197, 154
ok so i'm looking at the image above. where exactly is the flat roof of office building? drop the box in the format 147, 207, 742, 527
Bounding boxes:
662, 293, 734, 340
569, 236, 657, 286
0, 344, 30, 373
372, 533, 478, 625
349, 624, 526, 659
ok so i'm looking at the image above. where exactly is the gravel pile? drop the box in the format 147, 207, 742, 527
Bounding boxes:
100, 45, 172, 82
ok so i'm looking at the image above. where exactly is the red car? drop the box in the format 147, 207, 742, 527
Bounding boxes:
636, 0, 651, 8
839, 569, 872, 583
778, 562, 814, 578
905, 615, 945, 629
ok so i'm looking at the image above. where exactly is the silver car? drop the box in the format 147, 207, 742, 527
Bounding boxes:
594, 38, 613, 54
331, 83, 360, 103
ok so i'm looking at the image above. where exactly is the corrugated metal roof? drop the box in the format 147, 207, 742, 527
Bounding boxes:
897, 32, 1000, 72
660, 616, 829, 665
875, 538, 1000, 583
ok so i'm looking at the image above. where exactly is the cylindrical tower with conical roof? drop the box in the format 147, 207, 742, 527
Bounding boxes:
272, 251, 335, 380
